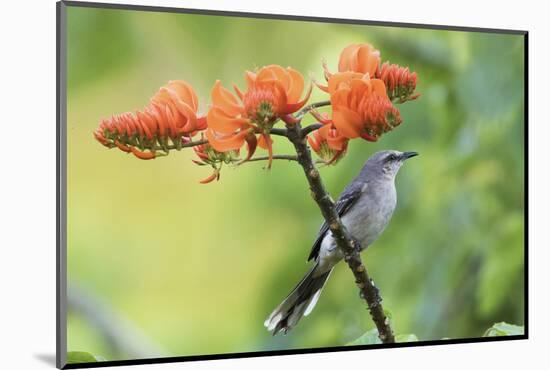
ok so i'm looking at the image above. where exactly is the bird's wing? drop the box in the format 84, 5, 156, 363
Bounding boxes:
307, 181, 364, 261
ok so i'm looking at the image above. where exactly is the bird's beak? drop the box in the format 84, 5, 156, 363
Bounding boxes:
401, 151, 419, 161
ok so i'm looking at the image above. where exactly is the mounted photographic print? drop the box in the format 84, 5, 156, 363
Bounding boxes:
56, 1, 528, 368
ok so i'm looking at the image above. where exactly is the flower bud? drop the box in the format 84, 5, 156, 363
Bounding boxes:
376, 62, 419, 103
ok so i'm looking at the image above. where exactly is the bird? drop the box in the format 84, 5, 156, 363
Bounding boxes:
264, 150, 418, 335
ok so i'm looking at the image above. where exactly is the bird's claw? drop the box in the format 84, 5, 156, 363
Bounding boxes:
350, 236, 362, 253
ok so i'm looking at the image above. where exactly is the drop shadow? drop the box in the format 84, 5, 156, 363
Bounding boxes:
34, 353, 57, 367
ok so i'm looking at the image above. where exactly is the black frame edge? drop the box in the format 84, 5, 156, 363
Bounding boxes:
523, 32, 529, 339
61, 0, 527, 35
57, 1, 68, 369
61, 335, 527, 369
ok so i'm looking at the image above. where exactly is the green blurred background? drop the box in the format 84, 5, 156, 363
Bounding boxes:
66, 5, 525, 361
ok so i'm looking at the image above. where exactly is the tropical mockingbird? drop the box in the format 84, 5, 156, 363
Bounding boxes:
265, 149, 418, 334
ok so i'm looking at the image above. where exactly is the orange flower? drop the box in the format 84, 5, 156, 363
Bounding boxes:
320, 43, 381, 87
308, 120, 349, 165
337, 43, 381, 75
325, 71, 366, 95
376, 62, 420, 103
94, 80, 206, 160
206, 65, 312, 168
330, 76, 401, 141
317, 65, 370, 95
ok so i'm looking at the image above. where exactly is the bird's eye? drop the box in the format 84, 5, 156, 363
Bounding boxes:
387, 154, 397, 161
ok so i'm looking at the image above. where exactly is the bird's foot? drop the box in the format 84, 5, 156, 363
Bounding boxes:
349, 236, 362, 254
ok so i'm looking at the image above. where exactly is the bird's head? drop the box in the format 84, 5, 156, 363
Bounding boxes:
361, 150, 418, 180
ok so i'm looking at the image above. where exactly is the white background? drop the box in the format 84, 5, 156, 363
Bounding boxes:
0, 0, 546, 368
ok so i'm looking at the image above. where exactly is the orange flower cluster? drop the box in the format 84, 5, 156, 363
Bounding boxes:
94, 42, 418, 182
312, 42, 417, 148
206, 65, 311, 169
94, 80, 206, 160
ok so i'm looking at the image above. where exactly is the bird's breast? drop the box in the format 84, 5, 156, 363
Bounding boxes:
316, 180, 397, 273
341, 182, 396, 248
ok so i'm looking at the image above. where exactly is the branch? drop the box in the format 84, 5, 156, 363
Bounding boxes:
244, 154, 326, 165
246, 154, 298, 163
301, 123, 323, 137
269, 127, 289, 137
296, 100, 331, 119
180, 138, 209, 148
150, 138, 209, 152
285, 122, 395, 344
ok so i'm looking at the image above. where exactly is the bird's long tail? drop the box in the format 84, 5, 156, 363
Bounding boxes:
264, 263, 332, 335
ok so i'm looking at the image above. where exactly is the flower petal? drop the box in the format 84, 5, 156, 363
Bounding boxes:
239, 133, 258, 164
282, 82, 312, 114
206, 128, 249, 152
338, 44, 359, 72
257, 133, 273, 150
327, 72, 363, 95
257, 65, 291, 90
199, 169, 220, 184
307, 132, 321, 152
163, 80, 199, 111
245, 71, 257, 89
314, 80, 329, 93
286, 67, 305, 103
136, 110, 158, 138
211, 80, 243, 117
260, 133, 273, 169
352, 45, 379, 75
207, 107, 250, 134
332, 107, 363, 139
371, 78, 388, 97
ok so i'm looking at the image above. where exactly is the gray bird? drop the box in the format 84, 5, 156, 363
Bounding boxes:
264, 150, 418, 334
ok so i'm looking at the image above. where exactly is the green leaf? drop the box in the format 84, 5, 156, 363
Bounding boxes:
483, 322, 524, 337
347, 328, 382, 345
67, 351, 104, 364
347, 329, 419, 345
396, 333, 419, 342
